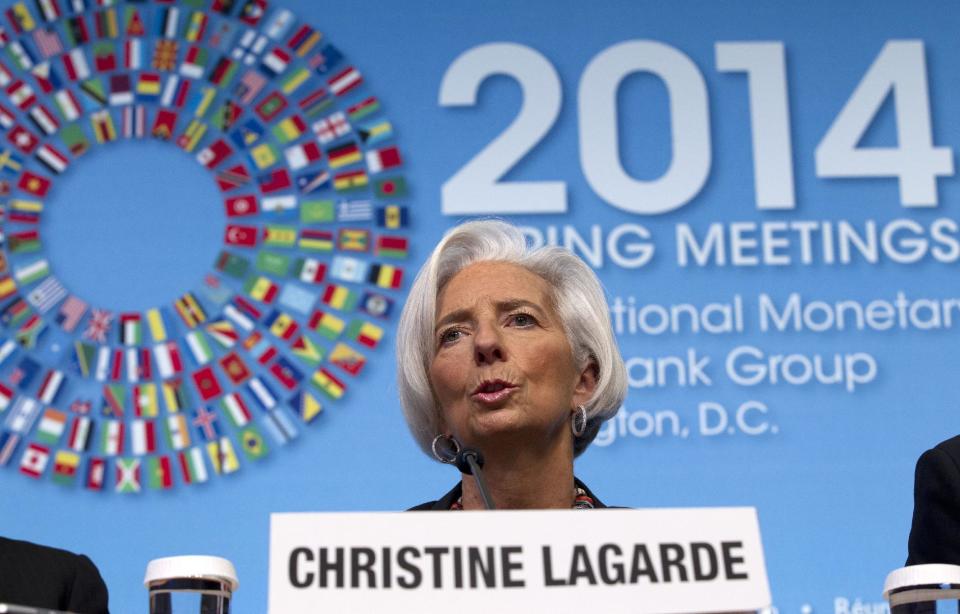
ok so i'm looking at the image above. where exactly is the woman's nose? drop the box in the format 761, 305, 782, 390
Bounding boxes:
473, 322, 505, 365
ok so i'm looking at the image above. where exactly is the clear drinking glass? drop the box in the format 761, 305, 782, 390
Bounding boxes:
884, 564, 960, 614
144, 555, 239, 614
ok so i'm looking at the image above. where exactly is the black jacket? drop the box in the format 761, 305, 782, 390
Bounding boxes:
409, 478, 608, 510
907, 435, 960, 565
0, 537, 109, 614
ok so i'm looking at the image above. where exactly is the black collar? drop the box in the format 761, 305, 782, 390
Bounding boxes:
408, 477, 608, 510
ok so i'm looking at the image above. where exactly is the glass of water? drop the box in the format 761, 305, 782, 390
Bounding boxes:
144, 555, 239, 614
884, 564, 960, 614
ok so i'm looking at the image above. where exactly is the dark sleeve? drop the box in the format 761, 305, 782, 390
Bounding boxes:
65, 553, 110, 614
907, 446, 960, 565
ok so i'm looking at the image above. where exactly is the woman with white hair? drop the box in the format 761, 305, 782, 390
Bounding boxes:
398, 219, 627, 510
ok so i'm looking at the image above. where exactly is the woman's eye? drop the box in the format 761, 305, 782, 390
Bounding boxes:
510, 313, 536, 327
439, 328, 462, 345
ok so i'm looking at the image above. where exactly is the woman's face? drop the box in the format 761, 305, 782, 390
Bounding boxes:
429, 261, 595, 452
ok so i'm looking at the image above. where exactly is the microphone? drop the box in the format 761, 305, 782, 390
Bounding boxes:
455, 448, 496, 510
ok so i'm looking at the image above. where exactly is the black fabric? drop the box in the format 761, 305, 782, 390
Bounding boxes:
907, 435, 960, 565
408, 477, 609, 510
0, 536, 110, 614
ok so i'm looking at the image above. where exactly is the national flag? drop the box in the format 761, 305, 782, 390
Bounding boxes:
271, 114, 307, 143
102, 382, 125, 415
374, 176, 408, 199
191, 405, 220, 441
179, 44, 207, 79
346, 319, 383, 349
35, 407, 67, 444
262, 7, 293, 39
184, 10, 207, 42
219, 351, 250, 385
0, 432, 19, 466
146, 307, 168, 342
263, 225, 296, 247
253, 90, 286, 122
262, 409, 298, 445
239, 424, 267, 460
19, 442, 49, 478
358, 118, 393, 145
158, 6, 179, 39
34, 0, 59, 23
347, 96, 380, 122
321, 284, 357, 312
185, 330, 212, 365
90, 109, 117, 143
165, 414, 191, 450
216, 163, 251, 191
289, 389, 322, 423
100, 419, 123, 455
132, 382, 158, 418
83, 307, 112, 342
330, 255, 367, 284
262, 195, 296, 212
337, 228, 370, 252
60, 123, 89, 156
8, 229, 39, 253
15, 258, 49, 284
178, 446, 207, 484
235, 68, 266, 105
119, 312, 141, 345
92, 41, 116, 73
64, 15, 88, 47
176, 119, 206, 152
0, 276, 15, 302
224, 194, 258, 218
230, 28, 267, 65
6, 40, 36, 71
17, 170, 50, 197
152, 39, 178, 71
35, 142, 68, 174
92, 346, 110, 381
214, 251, 250, 280
124, 6, 145, 37
8, 125, 39, 154
151, 107, 177, 139
4, 396, 39, 433
267, 357, 300, 391
260, 46, 290, 77
174, 292, 206, 328
115, 457, 140, 493
265, 310, 298, 340
124, 38, 142, 70
248, 142, 277, 169
292, 257, 325, 284
299, 228, 334, 252
290, 334, 323, 365
295, 169, 329, 194
160, 73, 187, 107
206, 436, 240, 474
7, 80, 37, 110
327, 141, 361, 169
311, 366, 345, 400
51, 450, 81, 485
255, 251, 290, 277
306, 43, 343, 75
229, 117, 264, 149
62, 48, 89, 82
0, 101, 13, 128
360, 291, 394, 318
297, 86, 331, 118
243, 275, 277, 303
237, 0, 266, 24
147, 455, 173, 490
161, 378, 189, 413
333, 169, 368, 193
85, 456, 106, 490
135, 72, 161, 100
72, 341, 95, 376
287, 24, 320, 57
330, 342, 367, 376
225, 224, 258, 247
337, 199, 373, 222
232, 295, 263, 321
67, 415, 93, 451
208, 56, 238, 89
107, 73, 133, 106
367, 263, 404, 290
206, 319, 239, 348
120, 104, 146, 138
220, 391, 251, 427
36, 368, 64, 404
246, 374, 278, 408
196, 137, 233, 169
280, 67, 309, 95
191, 365, 222, 401
328, 66, 362, 96
153, 340, 184, 379
366, 146, 403, 174
31, 61, 62, 93
127, 347, 152, 382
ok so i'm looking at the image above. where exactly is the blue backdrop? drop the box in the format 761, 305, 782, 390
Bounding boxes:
0, 1, 956, 612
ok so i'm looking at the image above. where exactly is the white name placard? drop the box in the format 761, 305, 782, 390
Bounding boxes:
269, 507, 770, 614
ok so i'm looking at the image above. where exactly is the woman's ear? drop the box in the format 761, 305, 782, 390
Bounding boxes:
572, 360, 599, 407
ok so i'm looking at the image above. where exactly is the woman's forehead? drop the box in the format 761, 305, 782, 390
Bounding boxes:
436, 261, 553, 315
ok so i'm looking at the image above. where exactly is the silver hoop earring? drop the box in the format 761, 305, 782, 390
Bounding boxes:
571, 405, 587, 437
431, 434, 461, 464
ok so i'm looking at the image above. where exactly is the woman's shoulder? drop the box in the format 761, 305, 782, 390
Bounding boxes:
406, 482, 462, 511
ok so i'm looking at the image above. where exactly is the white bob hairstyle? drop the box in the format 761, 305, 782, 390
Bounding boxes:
396, 219, 627, 459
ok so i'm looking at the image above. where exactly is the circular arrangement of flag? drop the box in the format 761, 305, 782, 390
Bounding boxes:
0, 0, 411, 494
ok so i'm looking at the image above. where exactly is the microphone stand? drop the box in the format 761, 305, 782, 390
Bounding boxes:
455, 448, 496, 510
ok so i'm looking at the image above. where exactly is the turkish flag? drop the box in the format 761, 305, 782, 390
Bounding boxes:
224, 224, 258, 248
